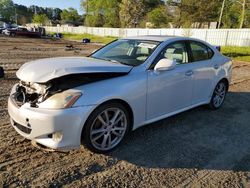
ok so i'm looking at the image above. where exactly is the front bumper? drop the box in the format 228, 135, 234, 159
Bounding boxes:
8, 97, 95, 150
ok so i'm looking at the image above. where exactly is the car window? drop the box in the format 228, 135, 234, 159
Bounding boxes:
18, 28, 26, 31
155, 42, 189, 65
190, 41, 214, 62
102, 42, 131, 57
91, 40, 159, 66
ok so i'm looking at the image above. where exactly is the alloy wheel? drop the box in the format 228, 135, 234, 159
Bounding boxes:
213, 82, 226, 108
90, 107, 127, 151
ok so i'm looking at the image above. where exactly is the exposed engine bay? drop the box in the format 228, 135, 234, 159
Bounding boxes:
12, 72, 128, 108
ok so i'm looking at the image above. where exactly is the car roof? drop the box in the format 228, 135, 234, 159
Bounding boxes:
123, 35, 179, 42
122, 35, 216, 49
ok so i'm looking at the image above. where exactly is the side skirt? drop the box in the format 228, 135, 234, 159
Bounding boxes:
133, 101, 209, 131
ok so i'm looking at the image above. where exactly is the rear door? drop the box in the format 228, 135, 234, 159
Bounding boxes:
16, 28, 23, 36
188, 41, 216, 104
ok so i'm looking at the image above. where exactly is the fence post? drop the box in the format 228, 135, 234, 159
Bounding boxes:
225, 30, 229, 46
205, 29, 208, 42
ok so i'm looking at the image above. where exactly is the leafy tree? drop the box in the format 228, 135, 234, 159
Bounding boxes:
85, 14, 104, 27
29, 5, 46, 15
119, 0, 145, 27
0, 0, 14, 22
219, 0, 250, 28
221, 1, 240, 28
168, 0, 221, 28
44, 7, 54, 20
193, 0, 221, 23
236, 0, 250, 28
244, 5, 250, 27
83, 0, 106, 27
18, 15, 28, 25
82, 0, 164, 27
60, 8, 81, 24
15, 4, 33, 24
82, 0, 120, 27
102, 0, 121, 27
32, 14, 49, 25
147, 6, 169, 27
52, 8, 62, 21
144, 0, 165, 11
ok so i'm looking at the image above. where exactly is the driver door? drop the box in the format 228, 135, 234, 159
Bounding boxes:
146, 41, 194, 120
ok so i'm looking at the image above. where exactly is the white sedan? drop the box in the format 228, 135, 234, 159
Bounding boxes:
8, 36, 232, 153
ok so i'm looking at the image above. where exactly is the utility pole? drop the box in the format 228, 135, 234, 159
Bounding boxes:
34, 6, 37, 15
15, 7, 17, 25
218, 0, 226, 28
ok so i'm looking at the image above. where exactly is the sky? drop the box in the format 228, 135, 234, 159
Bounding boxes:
12, 0, 83, 13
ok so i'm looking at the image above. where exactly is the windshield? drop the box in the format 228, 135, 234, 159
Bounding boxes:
91, 39, 160, 66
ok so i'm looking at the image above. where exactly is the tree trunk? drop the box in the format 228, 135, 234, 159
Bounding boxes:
218, 0, 226, 28
239, 0, 246, 28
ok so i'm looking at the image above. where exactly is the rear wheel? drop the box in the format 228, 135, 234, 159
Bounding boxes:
10, 32, 15, 37
82, 102, 130, 153
209, 80, 228, 110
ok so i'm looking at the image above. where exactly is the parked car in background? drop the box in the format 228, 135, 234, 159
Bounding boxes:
0, 27, 5, 34
4, 27, 41, 38
2, 28, 11, 35
0, 22, 15, 34
8, 36, 232, 153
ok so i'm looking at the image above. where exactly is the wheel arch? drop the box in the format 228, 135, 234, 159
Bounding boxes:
80, 98, 134, 143
219, 77, 229, 91
99, 99, 134, 131
209, 77, 230, 102
209, 77, 229, 110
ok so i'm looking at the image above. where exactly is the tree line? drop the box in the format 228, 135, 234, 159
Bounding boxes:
0, 0, 83, 26
0, 0, 249, 28
82, 0, 250, 28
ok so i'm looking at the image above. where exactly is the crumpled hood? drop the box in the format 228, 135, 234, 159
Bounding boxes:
16, 57, 133, 83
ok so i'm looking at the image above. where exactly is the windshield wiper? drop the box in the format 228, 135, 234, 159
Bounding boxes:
90, 56, 107, 61
111, 60, 133, 66
91, 56, 132, 66
91, 56, 117, 63
110, 59, 121, 64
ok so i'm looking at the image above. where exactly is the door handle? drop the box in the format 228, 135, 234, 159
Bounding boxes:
214, 64, 219, 69
185, 70, 193, 76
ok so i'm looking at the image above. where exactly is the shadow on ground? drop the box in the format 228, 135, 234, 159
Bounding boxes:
111, 91, 250, 171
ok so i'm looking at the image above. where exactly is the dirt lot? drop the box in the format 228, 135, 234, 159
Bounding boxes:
1, 36, 250, 187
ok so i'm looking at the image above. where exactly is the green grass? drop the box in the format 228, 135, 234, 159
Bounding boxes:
221, 46, 250, 62
60, 33, 117, 44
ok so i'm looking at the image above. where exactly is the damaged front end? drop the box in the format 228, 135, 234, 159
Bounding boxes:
12, 81, 50, 108
11, 72, 127, 108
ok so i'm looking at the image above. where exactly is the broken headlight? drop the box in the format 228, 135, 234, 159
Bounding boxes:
38, 91, 82, 109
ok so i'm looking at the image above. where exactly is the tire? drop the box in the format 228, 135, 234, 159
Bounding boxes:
10, 33, 15, 37
209, 80, 228, 110
82, 102, 130, 153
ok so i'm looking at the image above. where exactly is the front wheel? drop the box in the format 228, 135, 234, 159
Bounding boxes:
10, 32, 15, 37
209, 81, 228, 110
82, 102, 130, 153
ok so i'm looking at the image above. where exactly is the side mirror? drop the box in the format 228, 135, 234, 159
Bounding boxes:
154, 58, 176, 72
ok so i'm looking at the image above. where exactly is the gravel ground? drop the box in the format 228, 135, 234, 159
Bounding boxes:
0, 36, 250, 187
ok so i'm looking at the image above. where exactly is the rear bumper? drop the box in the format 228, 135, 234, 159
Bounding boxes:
8, 97, 95, 150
